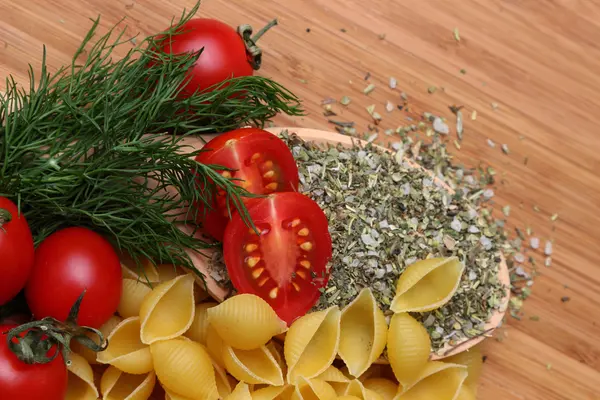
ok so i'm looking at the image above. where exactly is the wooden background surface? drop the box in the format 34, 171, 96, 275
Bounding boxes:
1, 1, 599, 399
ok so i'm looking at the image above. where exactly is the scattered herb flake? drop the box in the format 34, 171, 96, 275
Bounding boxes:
363, 83, 376, 95
428, 86, 437, 94
453, 27, 461, 42
501, 144, 510, 154
340, 96, 351, 106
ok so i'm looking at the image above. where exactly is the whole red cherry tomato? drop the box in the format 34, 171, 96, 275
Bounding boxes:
0, 197, 35, 306
160, 18, 276, 96
25, 227, 122, 329
223, 192, 332, 325
195, 128, 299, 241
0, 324, 68, 400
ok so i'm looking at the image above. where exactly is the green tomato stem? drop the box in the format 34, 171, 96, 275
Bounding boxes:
238, 19, 279, 71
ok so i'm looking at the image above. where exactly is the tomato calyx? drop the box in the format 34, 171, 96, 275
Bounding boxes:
237, 19, 278, 70
0, 207, 12, 228
5, 290, 107, 366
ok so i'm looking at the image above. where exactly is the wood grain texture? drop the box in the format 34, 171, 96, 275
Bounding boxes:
1, 1, 599, 399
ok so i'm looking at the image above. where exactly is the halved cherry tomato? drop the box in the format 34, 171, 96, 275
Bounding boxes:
195, 128, 299, 241
223, 192, 332, 324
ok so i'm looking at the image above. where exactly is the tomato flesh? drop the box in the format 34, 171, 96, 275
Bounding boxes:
223, 192, 332, 324
195, 128, 299, 241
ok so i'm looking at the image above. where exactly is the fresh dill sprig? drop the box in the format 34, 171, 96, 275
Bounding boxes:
0, 3, 303, 280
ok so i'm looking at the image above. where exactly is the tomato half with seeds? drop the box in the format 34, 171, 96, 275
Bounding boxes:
195, 128, 299, 241
223, 192, 332, 324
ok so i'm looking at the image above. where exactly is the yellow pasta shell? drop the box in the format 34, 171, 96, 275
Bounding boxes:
207, 294, 287, 350
206, 324, 226, 367
344, 380, 384, 400
455, 385, 476, 400
393, 363, 467, 400
339, 288, 388, 377
164, 388, 194, 400
445, 345, 483, 389
284, 306, 341, 383
315, 365, 350, 383
71, 315, 122, 365
363, 379, 398, 400
223, 343, 284, 386
96, 316, 153, 374
100, 365, 156, 400
387, 313, 431, 386
139, 274, 196, 345
330, 382, 350, 396
121, 257, 159, 282
225, 382, 253, 400
357, 365, 396, 383
390, 257, 465, 313
185, 302, 217, 344
267, 340, 287, 377
118, 278, 152, 319
65, 352, 99, 400
251, 385, 294, 400
150, 338, 218, 400
337, 397, 362, 400
291, 377, 337, 400
214, 358, 234, 398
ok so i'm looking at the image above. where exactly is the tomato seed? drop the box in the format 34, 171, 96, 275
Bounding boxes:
292, 282, 301, 291
265, 182, 278, 191
263, 170, 275, 179
245, 243, 258, 252
257, 276, 270, 287
246, 256, 260, 267
298, 228, 309, 237
252, 268, 265, 279
296, 270, 307, 279
300, 242, 313, 251
299, 260, 311, 269
269, 288, 279, 298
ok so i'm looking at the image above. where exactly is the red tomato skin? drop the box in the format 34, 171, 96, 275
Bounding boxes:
0, 324, 68, 400
195, 128, 299, 241
0, 197, 35, 306
25, 227, 122, 329
162, 18, 253, 96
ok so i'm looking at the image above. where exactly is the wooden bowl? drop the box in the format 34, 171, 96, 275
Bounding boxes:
177, 126, 510, 361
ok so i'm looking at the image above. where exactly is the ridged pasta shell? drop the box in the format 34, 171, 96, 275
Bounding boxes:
223, 343, 284, 386
251, 385, 294, 400
445, 345, 482, 390
97, 316, 153, 374
330, 382, 350, 396
284, 306, 341, 383
118, 279, 152, 319
393, 362, 467, 400
139, 274, 196, 345
337, 397, 362, 400
121, 257, 159, 282
339, 288, 387, 377
315, 366, 350, 383
65, 352, 99, 400
164, 388, 194, 400
150, 338, 218, 400
291, 377, 337, 400
225, 382, 253, 400
357, 365, 397, 383
185, 302, 217, 344
100, 365, 156, 400
363, 379, 398, 400
390, 257, 465, 313
455, 385, 476, 400
71, 315, 122, 365
344, 379, 384, 400
207, 294, 287, 350
267, 340, 287, 376
214, 358, 233, 398
387, 313, 431, 386
206, 324, 226, 367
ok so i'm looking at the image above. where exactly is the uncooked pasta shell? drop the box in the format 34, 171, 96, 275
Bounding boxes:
315, 365, 350, 383
207, 294, 287, 350
223, 344, 284, 386
339, 288, 388, 377
96, 316, 153, 374
118, 279, 152, 319
225, 382, 253, 400
251, 385, 294, 400
455, 385, 476, 400
139, 274, 196, 345
71, 315, 122, 365
120, 257, 159, 282
363, 379, 398, 400
284, 306, 341, 383
387, 313, 431, 386
100, 365, 156, 400
266, 340, 287, 376
393, 362, 467, 400
150, 338, 219, 400
184, 302, 217, 345
445, 345, 483, 389
390, 257, 465, 313
344, 379, 384, 400
291, 377, 337, 400
65, 352, 99, 400
164, 388, 194, 400
337, 397, 362, 400
214, 358, 233, 398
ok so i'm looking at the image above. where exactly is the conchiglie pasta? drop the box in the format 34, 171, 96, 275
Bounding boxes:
223, 343, 284, 386
291, 377, 337, 400
251, 385, 294, 400
337, 397, 362, 400
339, 288, 387, 377
71, 315, 122, 365
393, 363, 467, 400
266, 340, 287, 376
100, 365, 156, 400
139, 274, 196, 345
315, 366, 350, 383
455, 385, 476, 400
206, 324, 226, 367
357, 364, 397, 383
214, 360, 234, 398
445, 345, 483, 389
225, 382, 253, 400
362, 379, 398, 400
118, 278, 152, 319
96, 316, 153, 374
387, 313, 431, 386
120, 256, 159, 282
390, 257, 465, 313
164, 388, 194, 400
185, 302, 217, 345
150, 338, 218, 400
65, 352, 99, 400
207, 294, 287, 350
344, 379, 384, 400
284, 306, 341, 383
